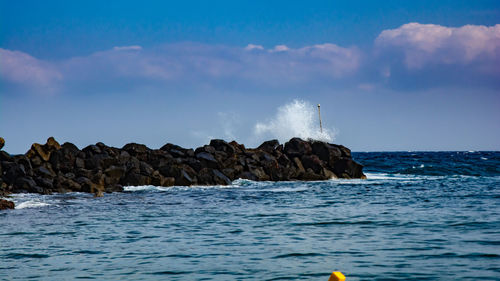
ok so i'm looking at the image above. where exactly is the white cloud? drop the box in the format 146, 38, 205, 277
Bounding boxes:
112, 45, 143, 51
0, 48, 62, 92
244, 44, 264, 51
271, 45, 290, 52
376, 23, 500, 69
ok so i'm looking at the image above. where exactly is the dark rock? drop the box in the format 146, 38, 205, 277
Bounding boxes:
14, 155, 33, 177
292, 157, 306, 174
105, 184, 124, 193
54, 176, 81, 193
82, 144, 102, 157
210, 139, 235, 156
301, 155, 323, 174
197, 168, 215, 185
35, 166, 56, 178
122, 172, 151, 186
0, 137, 4, 150
139, 161, 154, 176
14, 177, 42, 193
0, 199, 14, 210
239, 171, 259, 181
183, 158, 202, 172
105, 165, 126, 180
176, 169, 195, 186
0, 151, 12, 162
75, 157, 85, 169
35, 177, 54, 189
0, 137, 364, 194
122, 143, 149, 157
300, 169, 325, 181
284, 138, 312, 158
195, 145, 216, 155
311, 141, 342, 165
333, 158, 364, 179
248, 165, 269, 181
258, 139, 280, 153
196, 152, 219, 169
213, 169, 232, 185
162, 177, 175, 187
4, 163, 26, 184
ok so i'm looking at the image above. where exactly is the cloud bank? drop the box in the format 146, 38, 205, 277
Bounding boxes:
1, 23, 499, 96
376, 23, 500, 69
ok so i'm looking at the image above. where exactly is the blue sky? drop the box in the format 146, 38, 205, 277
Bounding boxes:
1, 0, 499, 153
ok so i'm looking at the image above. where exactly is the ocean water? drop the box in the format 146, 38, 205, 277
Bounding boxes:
1, 152, 499, 280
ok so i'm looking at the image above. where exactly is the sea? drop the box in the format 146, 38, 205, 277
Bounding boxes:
1, 151, 499, 280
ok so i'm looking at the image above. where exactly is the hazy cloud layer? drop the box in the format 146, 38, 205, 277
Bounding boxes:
0, 48, 62, 93
1, 23, 499, 96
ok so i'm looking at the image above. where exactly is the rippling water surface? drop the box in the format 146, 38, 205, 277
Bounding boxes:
1, 152, 500, 280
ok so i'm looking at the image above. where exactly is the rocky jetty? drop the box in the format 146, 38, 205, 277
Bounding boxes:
0, 137, 365, 196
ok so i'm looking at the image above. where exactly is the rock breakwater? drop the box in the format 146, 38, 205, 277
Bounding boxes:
0, 137, 364, 196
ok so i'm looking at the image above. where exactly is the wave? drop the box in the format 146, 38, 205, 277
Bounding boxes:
15, 200, 51, 209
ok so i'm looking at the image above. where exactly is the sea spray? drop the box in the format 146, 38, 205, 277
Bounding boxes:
254, 99, 335, 144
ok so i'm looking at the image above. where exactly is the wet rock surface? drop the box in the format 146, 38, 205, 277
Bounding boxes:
0, 137, 365, 196
0, 198, 14, 210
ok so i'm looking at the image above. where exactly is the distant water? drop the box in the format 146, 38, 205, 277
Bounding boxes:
1, 152, 499, 280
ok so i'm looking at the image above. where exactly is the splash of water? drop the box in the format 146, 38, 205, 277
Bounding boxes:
254, 99, 335, 144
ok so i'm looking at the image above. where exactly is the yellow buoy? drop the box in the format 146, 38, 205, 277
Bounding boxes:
328, 271, 346, 281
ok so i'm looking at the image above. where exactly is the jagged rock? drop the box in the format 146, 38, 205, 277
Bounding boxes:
26, 137, 61, 162
333, 158, 364, 179
0, 151, 12, 162
105, 165, 126, 180
0, 199, 14, 210
176, 169, 195, 186
292, 157, 306, 174
0, 137, 365, 195
14, 177, 42, 193
258, 139, 281, 153
301, 154, 323, 174
311, 141, 341, 164
122, 143, 149, 159
196, 152, 219, 169
210, 139, 235, 156
213, 169, 232, 185
122, 172, 151, 186
284, 138, 312, 158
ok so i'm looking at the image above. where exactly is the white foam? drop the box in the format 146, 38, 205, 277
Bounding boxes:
254, 99, 335, 144
123, 185, 171, 191
15, 200, 50, 209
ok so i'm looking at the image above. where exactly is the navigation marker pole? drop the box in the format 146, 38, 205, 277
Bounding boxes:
317, 104, 323, 133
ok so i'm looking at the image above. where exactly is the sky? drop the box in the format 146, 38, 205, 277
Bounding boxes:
1, 0, 499, 153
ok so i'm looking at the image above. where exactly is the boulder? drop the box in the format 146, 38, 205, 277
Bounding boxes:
301, 154, 323, 174
311, 141, 342, 165
176, 169, 195, 186
213, 169, 232, 185
258, 139, 281, 153
14, 177, 43, 193
122, 143, 149, 157
26, 137, 62, 162
0, 199, 14, 210
210, 139, 235, 156
0, 137, 4, 150
333, 158, 364, 179
196, 152, 219, 169
284, 138, 312, 158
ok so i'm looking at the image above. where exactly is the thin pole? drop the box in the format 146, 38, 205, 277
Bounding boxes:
317, 104, 323, 133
